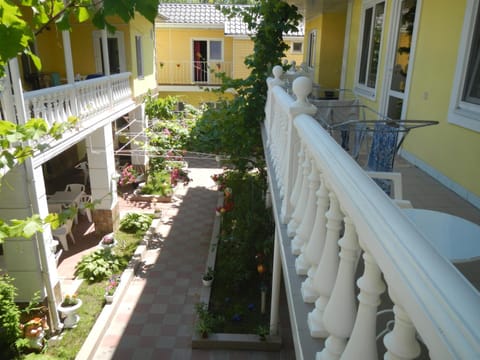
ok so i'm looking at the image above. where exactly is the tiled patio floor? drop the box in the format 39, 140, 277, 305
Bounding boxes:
56, 154, 480, 359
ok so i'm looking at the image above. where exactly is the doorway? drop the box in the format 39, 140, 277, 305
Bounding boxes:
382, 0, 419, 119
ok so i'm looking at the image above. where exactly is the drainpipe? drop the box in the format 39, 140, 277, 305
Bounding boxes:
8, 59, 63, 332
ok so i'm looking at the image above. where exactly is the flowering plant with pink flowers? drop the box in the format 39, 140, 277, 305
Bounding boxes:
118, 164, 139, 185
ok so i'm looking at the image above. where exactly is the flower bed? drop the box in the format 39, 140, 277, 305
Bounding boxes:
192, 170, 280, 350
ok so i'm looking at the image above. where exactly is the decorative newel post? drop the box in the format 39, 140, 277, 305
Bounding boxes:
308, 193, 343, 337
341, 247, 386, 360
318, 216, 360, 360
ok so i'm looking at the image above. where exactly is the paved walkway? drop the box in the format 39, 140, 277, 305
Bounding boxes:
87, 156, 295, 359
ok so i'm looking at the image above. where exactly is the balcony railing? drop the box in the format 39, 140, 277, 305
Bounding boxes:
264, 70, 480, 359
157, 61, 232, 86
22, 72, 132, 127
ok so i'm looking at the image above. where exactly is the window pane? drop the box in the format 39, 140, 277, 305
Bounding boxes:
463, 5, 480, 104
209, 41, 222, 60
359, 7, 373, 85
367, 2, 385, 88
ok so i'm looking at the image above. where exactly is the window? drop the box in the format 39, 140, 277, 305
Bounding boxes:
306, 31, 317, 68
135, 35, 144, 79
292, 41, 303, 53
449, 0, 480, 131
356, 1, 385, 95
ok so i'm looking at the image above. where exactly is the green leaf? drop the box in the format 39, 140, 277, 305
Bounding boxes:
77, 6, 90, 22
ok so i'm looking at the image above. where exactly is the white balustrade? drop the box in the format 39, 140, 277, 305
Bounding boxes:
288, 150, 311, 244
308, 192, 343, 337
301, 174, 329, 301
294, 157, 321, 271
317, 216, 360, 359
264, 70, 480, 359
23, 72, 132, 128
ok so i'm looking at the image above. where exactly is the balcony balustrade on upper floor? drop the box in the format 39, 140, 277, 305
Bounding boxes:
22, 72, 133, 128
157, 61, 232, 86
263, 67, 480, 359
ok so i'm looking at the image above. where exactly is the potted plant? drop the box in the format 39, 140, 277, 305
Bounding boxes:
194, 302, 214, 338
202, 267, 214, 287
98, 233, 117, 249
256, 324, 269, 341
58, 294, 82, 328
104, 275, 120, 304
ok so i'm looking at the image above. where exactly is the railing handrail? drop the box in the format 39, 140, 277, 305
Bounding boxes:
265, 72, 480, 358
294, 113, 480, 358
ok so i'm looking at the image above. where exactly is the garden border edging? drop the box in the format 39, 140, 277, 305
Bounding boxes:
191, 193, 282, 351
75, 218, 160, 360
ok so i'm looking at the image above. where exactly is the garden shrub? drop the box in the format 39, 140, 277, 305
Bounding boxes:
119, 213, 153, 234
140, 171, 172, 196
74, 249, 123, 283
0, 274, 21, 359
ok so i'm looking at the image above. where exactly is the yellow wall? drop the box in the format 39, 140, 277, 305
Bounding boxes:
157, 90, 233, 108
129, 14, 157, 98
156, 27, 233, 84
318, 12, 347, 88
401, 0, 480, 195
232, 38, 253, 79
341, 0, 480, 198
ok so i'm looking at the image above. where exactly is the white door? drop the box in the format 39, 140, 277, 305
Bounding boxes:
93, 31, 126, 74
381, 0, 419, 119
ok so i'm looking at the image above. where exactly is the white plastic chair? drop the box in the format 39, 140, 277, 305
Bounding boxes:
75, 161, 89, 185
79, 194, 93, 222
52, 218, 75, 251
64, 183, 85, 193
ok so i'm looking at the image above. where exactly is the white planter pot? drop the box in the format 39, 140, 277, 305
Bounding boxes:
58, 299, 82, 328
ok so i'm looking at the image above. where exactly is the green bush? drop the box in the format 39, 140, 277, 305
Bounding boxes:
119, 213, 153, 234
74, 249, 123, 283
0, 274, 21, 359
140, 171, 173, 197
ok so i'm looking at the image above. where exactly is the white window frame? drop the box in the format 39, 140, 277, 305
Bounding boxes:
192, 38, 224, 62
354, 0, 386, 100
135, 35, 144, 79
306, 30, 317, 68
448, 0, 480, 132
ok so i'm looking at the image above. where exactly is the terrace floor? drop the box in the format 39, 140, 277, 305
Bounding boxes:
56, 154, 480, 359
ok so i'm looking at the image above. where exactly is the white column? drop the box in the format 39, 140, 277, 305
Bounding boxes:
341, 248, 386, 360
301, 174, 329, 301
308, 193, 343, 337
383, 291, 421, 360
269, 227, 282, 335
287, 149, 311, 242
317, 216, 360, 360
62, 30, 75, 84
87, 123, 118, 211
294, 158, 320, 272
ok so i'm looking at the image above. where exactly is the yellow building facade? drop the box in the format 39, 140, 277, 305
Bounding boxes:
299, 0, 480, 208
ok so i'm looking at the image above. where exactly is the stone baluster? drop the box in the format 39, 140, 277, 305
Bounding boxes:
301, 174, 329, 302
281, 141, 303, 224
287, 148, 311, 241
383, 292, 421, 360
294, 157, 320, 266
308, 193, 343, 337
317, 216, 360, 360
341, 247, 386, 359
